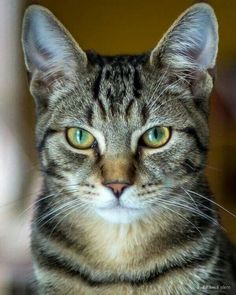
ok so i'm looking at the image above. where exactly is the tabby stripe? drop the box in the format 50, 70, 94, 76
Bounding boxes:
43, 161, 65, 180
35, 240, 216, 287
155, 212, 214, 248
37, 129, 57, 152
181, 159, 202, 173
193, 98, 208, 120
34, 225, 86, 254
133, 68, 142, 98
141, 103, 149, 125
93, 69, 103, 99
97, 98, 107, 119
125, 99, 135, 118
38, 209, 215, 262
86, 106, 94, 125
178, 127, 208, 152
209, 246, 228, 287
105, 69, 111, 80
60, 146, 88, 163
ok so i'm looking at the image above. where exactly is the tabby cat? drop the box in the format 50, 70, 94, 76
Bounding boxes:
22, 3, 236, 294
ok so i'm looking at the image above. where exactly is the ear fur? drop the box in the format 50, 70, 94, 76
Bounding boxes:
150, 3, 218, 76
22, 5, 87, 107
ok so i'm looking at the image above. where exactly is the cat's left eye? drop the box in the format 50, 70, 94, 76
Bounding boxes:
141, 126, 171, 148
66, 127, 95, 149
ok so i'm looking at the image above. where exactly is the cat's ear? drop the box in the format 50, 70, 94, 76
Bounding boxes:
150, 3, 218, 78
22, 5, 87, 107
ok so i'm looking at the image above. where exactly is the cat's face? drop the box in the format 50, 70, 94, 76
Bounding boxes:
22, 4, 218, 224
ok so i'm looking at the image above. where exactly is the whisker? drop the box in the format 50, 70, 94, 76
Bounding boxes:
17, 192, 61, 219
47, 201, 89, 239
187, 190, 236, 219
160, 199, 223, 230
140, 190, 223, 231
36, 200, 80, 228
181, 187, 200, 210
36, 196, 92, 230
149, 202, 204, 238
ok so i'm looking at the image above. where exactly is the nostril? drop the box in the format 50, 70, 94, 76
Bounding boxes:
104, 182, 130, 198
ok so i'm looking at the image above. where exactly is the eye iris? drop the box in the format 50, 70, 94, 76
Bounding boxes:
67, 128, 94, 149
143, 127, 170, 148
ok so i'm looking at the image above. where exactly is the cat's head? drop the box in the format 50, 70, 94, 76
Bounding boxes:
22, 4, 218, 224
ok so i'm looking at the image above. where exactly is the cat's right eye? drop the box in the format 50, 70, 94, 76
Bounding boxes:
66, 127, 95, 149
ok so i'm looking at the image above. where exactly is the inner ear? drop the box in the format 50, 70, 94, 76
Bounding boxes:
150, 3, 218, 76
22, 5, 87, 100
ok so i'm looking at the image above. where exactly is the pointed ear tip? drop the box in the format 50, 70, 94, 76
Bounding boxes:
22, 4, 56, 39
188, 3, 217, 21
185, 3, 218, 35
23, 4, 53, 23
25, 4, 51, 14
188, 2, 215, 13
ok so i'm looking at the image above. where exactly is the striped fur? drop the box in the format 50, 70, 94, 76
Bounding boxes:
22, 3, 236, 294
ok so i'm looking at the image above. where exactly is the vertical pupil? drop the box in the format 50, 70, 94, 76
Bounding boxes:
76, 130, 83, 142
153, 128, 159, 140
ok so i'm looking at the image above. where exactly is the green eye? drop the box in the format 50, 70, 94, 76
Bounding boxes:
141, 126, 171, 148
66, 128, 95, 149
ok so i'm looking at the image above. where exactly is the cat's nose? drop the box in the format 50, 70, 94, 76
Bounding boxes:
104, 181, 130, 198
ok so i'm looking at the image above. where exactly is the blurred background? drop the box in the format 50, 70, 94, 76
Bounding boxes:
0, 0, 235, 294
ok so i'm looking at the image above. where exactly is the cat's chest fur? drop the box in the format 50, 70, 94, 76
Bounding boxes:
33, 213, 221, 294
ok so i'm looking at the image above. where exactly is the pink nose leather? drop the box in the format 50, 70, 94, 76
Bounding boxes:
104, 182, 130, 198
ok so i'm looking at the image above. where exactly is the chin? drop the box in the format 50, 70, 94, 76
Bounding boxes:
95, 205, 144, 224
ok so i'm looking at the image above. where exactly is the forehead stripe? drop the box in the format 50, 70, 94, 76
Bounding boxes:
37, 128, 57, 153
93, 69, 103, 99
133, 68, 142, 98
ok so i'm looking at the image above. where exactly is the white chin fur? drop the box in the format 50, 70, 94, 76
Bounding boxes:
92, 186, 145, 224
95, 206, 143, 224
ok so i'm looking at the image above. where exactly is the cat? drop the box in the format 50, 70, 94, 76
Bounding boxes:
22, 3, 236, 294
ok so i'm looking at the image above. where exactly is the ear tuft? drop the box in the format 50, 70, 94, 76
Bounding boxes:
150, 3, 218, 74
